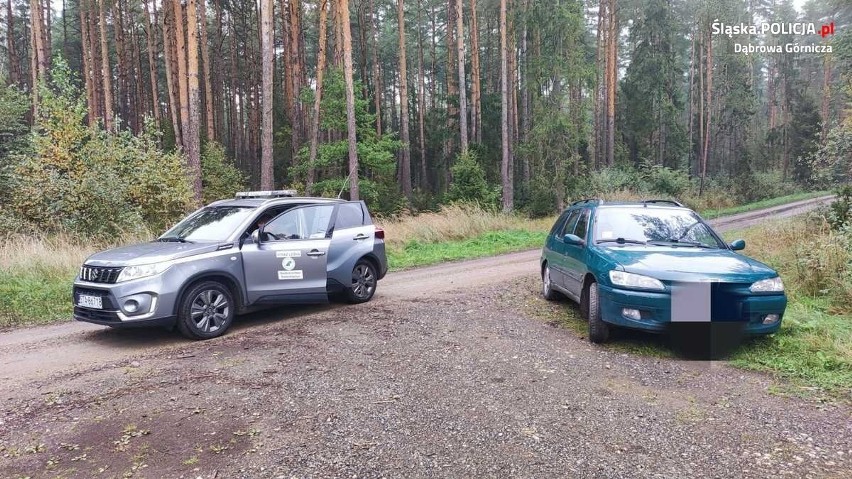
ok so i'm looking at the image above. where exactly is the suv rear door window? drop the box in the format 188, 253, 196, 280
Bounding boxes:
334, 202, 366, 230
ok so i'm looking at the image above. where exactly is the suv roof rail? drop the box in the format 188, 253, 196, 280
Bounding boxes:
571, 198, 604, 207
642, 199, 684, 207
235, 190, 298, 199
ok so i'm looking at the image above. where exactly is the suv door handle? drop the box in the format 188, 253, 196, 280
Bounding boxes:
306, 250, 326, 257
353, 234, 370, 241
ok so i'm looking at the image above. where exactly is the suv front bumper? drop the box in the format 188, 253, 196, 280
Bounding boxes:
72, 274, 179, 328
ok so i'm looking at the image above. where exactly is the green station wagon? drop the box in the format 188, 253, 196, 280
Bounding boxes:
540, 199, 787, 343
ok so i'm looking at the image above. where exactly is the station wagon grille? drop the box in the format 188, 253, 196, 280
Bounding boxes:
79, 265, 123, 284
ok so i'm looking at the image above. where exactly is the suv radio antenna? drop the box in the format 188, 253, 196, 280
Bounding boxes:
337, 164, 357, 199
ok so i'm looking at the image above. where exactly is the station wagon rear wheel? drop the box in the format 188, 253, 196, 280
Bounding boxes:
177, 281, 235, 340
587, 281, 610, 344
345, 260, 377, 304
542, 265, 558, 301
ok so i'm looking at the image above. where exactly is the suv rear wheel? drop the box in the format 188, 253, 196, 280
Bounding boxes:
345, 260, 377, 303
177, 281, 235, 340
586, 281, 610, 343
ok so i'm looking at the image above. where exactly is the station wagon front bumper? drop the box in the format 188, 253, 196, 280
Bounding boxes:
597, 283, 786, 335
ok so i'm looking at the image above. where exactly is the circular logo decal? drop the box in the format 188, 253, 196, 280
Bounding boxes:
282, 257, 296, 271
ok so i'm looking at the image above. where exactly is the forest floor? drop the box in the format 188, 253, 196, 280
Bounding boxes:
0, 194, 847, 478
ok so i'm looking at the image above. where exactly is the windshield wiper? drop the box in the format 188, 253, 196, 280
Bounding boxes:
596, 238, 647, 245
648, 239, 715, 249
156, 237, 193, 243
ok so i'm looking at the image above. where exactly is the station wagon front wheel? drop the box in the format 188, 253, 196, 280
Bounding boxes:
177, 281, 235, 340
345, 260, 377, 304
587, 281, 610, 344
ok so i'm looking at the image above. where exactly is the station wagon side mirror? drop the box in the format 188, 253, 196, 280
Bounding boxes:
563, 233, 585, 246
729, 239, 746, 251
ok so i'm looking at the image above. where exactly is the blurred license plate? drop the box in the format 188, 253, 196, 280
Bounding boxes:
78, 294, 102, 309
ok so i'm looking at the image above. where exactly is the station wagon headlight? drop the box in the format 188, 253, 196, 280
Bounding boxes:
609, 271, 665, 291
116, 262, 173, 283
750, 276, 784, 293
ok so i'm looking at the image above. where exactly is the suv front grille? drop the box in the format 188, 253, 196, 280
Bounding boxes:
79, 265, 123, 284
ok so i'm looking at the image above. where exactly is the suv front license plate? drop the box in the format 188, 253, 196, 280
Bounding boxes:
78, 294, 103, 309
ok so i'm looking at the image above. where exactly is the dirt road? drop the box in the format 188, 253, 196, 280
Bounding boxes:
1, 195, 847, 478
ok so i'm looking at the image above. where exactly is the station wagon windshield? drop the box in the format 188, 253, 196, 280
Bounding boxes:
159, 206, 256, 242
594, 208, 723, 249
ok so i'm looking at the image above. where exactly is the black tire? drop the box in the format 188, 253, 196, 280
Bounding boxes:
542, 264, 559, 301
345, 260, 377, 304
177, 281, 235, 340
587, 281, 610, 344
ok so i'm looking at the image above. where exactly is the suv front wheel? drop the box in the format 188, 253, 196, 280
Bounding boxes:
177, 281, 235, 340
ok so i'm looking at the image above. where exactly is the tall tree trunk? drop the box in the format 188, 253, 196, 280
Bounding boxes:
417, 0, 428, 190
468, 0, 481, 144
30, 0, 47, 79
163, 1, 182, 146
306, 0, 329, 195
500, 0, 511, 212
87, 0, 103, 119
79, 0, 96, 124
687, 26, 694, 176
199, 0, 215, 141
398, 0, 412, 198
445, 0, 457, 171
369, 0, 382, 135
822, 52, 832, 137
113, 0, 129, 127
455, 0, 468, 153
98, 0, 114, 131
340, 0, 360, 200
261, 0, 274, 189
186, 0, 203, 201
593, 0, 605, 168
173, 0, 190, 148
143, 0, 160, 122
29, 0, 39, 116
6, 0, 21, 86
700, 26, 712, 196
213, 0, 224, 139
605, 0, 616, 167
289, 0, 306, 158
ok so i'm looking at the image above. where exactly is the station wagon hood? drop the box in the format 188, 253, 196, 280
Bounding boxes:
601, 247, 777, 282
84, 241, 221, 267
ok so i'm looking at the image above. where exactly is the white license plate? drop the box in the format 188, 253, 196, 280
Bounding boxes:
78, 294, 103, 309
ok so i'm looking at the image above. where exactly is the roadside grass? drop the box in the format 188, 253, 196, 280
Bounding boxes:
0, 233, 136, 328
387, 230, 547, 270
700, 191, 830, 219
379, 203, 554, 270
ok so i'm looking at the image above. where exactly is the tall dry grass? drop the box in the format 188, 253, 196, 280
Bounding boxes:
376, 203, 555, 248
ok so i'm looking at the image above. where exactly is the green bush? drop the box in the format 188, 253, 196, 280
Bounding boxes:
643, 165, 690, 197
447, 151, 497, 206
828, 185, 852, 230
6, 59, 193, 239
201, 141, 248, 204
586, 166, 641, 195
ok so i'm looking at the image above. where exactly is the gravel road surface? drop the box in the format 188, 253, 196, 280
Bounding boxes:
0, 195, 847, 478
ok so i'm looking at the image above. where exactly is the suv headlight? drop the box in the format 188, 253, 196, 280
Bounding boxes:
116, 262, 173, 283
609, 270, 665, 291
750, 276, 784, 293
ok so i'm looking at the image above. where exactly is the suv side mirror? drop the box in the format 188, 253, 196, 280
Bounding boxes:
563, 233, 585, 246
729, 239, 746, 251
251, 229, 261, 244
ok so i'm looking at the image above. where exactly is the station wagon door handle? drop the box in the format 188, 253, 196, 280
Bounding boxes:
306, 250, 327, 257
353, 234, 370, 241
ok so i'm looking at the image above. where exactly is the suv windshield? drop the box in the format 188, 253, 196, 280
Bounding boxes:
594, 208, 723, 249
160, 206, 256, 242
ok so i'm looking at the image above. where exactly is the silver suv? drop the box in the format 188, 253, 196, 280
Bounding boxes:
73, 191, 388, 339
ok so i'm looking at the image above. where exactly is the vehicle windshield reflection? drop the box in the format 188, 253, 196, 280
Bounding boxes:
160, 206, 256, 242
594, 208, 723, 249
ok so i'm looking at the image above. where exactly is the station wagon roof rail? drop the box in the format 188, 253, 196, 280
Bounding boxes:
641, 199, 684, 207
571, 198, 604, 207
